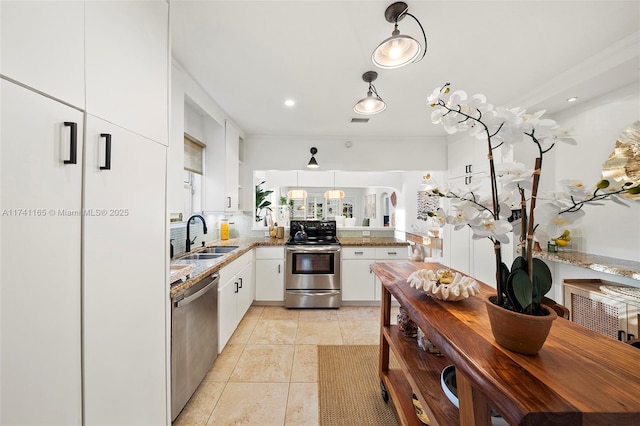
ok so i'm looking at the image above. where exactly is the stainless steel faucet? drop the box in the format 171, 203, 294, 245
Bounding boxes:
186, 215, 208, 252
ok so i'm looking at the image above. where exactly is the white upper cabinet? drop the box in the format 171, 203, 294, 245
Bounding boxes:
225, 120, 241, 211
85, 0, 169, 145
0, 1, 85, 108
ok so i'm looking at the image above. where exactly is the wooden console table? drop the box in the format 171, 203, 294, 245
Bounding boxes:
373, 261, 640, 426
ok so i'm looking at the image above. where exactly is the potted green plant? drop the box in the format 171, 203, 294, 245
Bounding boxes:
427, 84, 639, 354
255, 181, 273, 222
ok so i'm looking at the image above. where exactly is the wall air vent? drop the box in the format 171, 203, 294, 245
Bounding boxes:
351, 118, 370, 123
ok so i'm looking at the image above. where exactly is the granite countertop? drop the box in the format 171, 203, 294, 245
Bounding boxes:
169, 236, 409, 298
337, 237, 409, 246
170, 237, 286, 298
533, 250, 640, 281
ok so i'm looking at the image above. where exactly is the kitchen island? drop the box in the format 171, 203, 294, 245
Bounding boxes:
372, 261, 640, 425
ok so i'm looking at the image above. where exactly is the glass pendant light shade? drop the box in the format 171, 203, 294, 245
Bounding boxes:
354, 91, 386, 115
287, 189, 307, 199
324, 189, 345, 199
372, 33, 421, 69
354, 71, 386, 115
371, 2, 427, 70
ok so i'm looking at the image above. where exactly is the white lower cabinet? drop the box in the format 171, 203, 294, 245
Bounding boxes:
342, 247, 407, 302
342, 248, 377, 301
255, 247, 285, 301
218, 251, 254, 351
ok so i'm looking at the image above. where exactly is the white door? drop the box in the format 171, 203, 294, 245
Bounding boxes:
83, 115, 167, 424
0, 80, 83, 424
85, 0, 168, 145
0, 1, 85, 108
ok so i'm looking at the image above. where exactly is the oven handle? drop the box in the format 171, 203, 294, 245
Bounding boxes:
285, 246, 341, 253
286, 290, 340, 296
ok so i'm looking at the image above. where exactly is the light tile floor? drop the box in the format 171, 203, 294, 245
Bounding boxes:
173, 305, 399, 426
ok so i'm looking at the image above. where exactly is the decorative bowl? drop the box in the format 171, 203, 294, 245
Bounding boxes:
407, 269, 480, 301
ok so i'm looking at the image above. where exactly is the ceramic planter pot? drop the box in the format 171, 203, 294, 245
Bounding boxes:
485, 296, 557, 355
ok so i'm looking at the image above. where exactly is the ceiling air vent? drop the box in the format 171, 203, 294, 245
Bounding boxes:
351, 118, 369, 123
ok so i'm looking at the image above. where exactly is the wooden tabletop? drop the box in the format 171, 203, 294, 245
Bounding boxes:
372, 261, 640, 425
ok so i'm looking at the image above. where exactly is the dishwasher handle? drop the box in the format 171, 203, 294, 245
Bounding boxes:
175, 274, 219, 308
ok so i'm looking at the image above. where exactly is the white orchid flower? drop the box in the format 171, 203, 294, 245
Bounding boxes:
446, 90, 468, 110
470, 214, 512, 243
539, 127, 577, 146
495, 162, 534, 191
534, 203, 586, 239
427, 87, 445, 107
558, 179, 589, 200
449, 205, 481, 230
432, 208, 448, 227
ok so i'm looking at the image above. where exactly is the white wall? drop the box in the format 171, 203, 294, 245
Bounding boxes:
244, 135, 447, 172
515, 83, 640, 296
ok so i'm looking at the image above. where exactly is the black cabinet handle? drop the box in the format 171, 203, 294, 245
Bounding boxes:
100, 133, 111, 170
227, 197, 231, 209
63, 122, 77, 164
278, 264, 281, 274
239, 277, 243, 289
234, 282, 239, 294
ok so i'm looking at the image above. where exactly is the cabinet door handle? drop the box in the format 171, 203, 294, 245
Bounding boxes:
63, 122, 77, 164
238, 277, 243, 289
387, 251, 397, 255
355, 251, 364, 255
234, 282, 239, 294
227, 197, 231, 208
469, 164, 473, 173
99, 133, 111, 170
278, 264, 281, 274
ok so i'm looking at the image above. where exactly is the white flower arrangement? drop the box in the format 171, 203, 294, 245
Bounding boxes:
427, 83, 640, 313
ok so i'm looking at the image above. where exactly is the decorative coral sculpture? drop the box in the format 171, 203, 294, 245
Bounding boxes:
408, 269, 481, 301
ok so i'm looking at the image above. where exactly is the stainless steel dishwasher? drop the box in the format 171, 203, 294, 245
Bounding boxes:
171, 273, 219, 421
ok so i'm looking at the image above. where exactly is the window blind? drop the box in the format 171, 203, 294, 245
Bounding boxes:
184, 134, 204, 174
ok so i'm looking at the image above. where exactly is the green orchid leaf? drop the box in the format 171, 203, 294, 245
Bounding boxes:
511, 256, 527, 273
531, 258, 552, 304
507, 269, 533, 311
499, 262, 510, 296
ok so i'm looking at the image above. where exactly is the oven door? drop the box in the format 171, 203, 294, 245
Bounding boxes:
285, 246, 341, 291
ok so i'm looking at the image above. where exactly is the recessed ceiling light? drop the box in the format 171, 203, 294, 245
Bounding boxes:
284, 99, 295, 107
566, 97, 578, 103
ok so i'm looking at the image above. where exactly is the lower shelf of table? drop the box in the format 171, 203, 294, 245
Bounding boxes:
381, 325, 460, 425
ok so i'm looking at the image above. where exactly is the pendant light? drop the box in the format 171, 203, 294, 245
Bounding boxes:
307, 147, 319, 168
287, 171, 307, 199
353, 71, 386, 115
325, 172, 345, 199
372, 1, 427, 69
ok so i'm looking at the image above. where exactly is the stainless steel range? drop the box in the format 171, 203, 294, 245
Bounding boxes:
285, 220, 341, 308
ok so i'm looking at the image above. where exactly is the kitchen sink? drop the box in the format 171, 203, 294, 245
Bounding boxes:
180, 253, 223, 260
201, 246, 239, 254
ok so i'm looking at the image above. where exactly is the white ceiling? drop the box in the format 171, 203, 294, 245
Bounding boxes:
171, 1, 640, 139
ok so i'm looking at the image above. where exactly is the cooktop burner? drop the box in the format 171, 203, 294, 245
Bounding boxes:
287, 220, 340, 245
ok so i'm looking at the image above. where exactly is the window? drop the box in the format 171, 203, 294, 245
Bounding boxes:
184, 133, 204, 218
